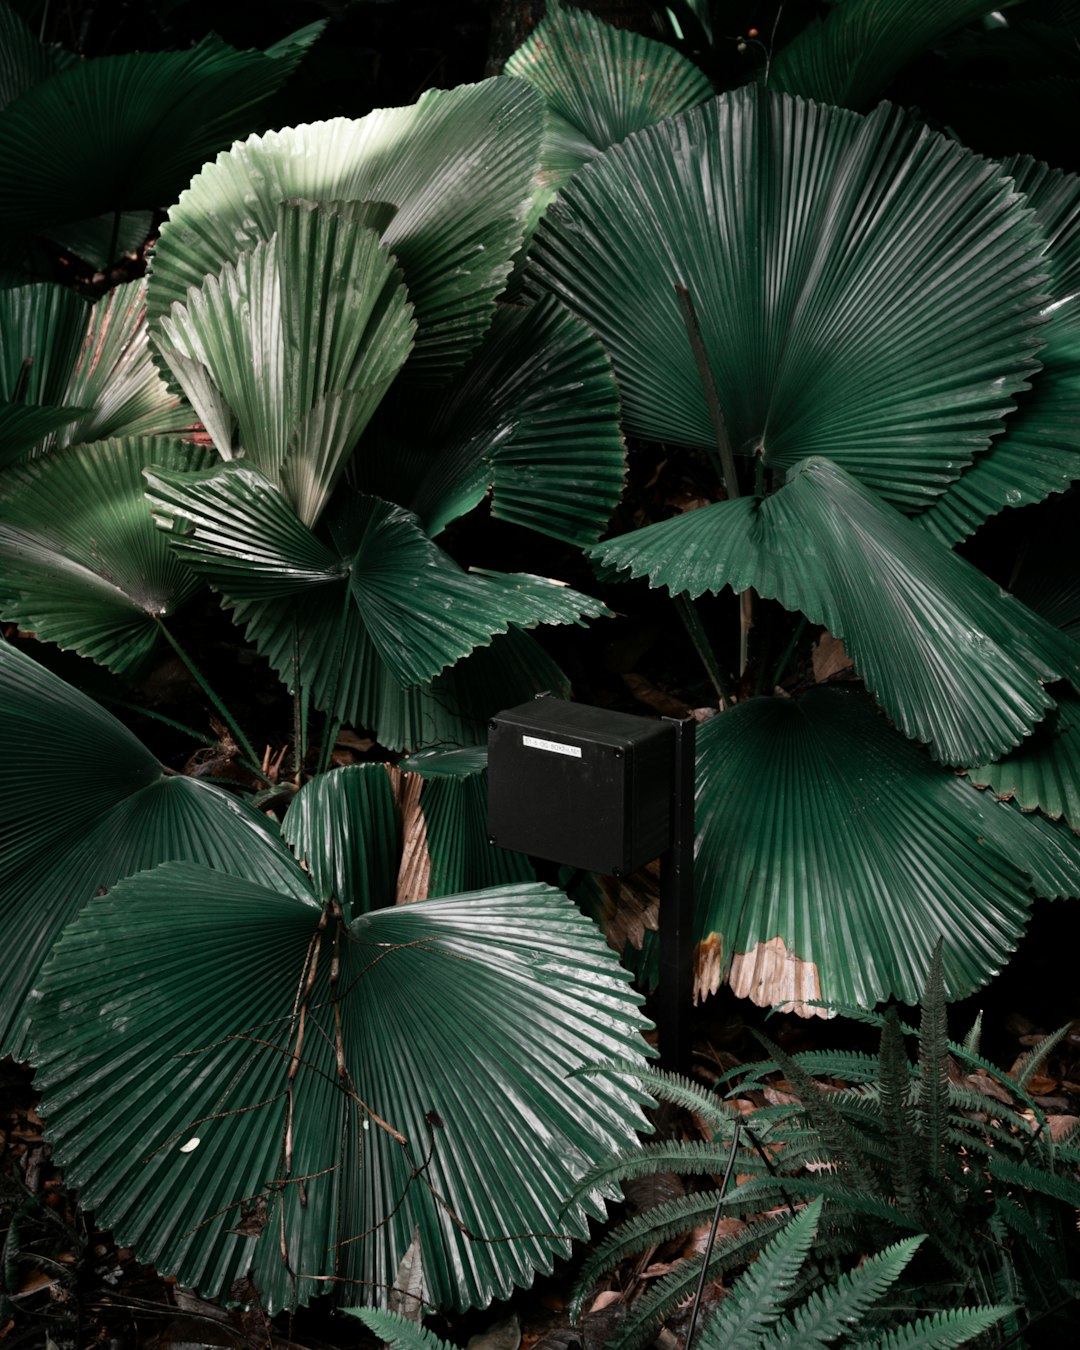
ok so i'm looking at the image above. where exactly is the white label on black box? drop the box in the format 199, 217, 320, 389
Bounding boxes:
522, 734, 582, 758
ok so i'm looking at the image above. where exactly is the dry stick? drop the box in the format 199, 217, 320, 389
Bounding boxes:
684, 1117, 742, 1350
674, 283, 754, 678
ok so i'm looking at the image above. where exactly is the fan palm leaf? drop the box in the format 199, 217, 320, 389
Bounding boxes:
692, 685, 1080, 1011
525, 85, 1046, 512
154, 198, 415, 527
145, 462, 609, 735
768, 0, 1024, 111
591, 456, 1080, 767
0, 436, 213, 674
0, 638, 301, 1060
0, 26, 324, 238
147, 78, 545, 386
31, 865, 652, 1313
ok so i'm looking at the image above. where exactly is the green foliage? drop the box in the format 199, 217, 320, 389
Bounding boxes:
569, 953, 1080, 1347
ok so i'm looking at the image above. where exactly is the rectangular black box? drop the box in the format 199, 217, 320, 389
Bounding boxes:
487, 696, 674, 875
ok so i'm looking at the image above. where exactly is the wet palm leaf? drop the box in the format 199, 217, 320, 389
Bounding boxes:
920, 155, 1080, 543
504, 0, 711, 203
148, 79, 545, 386
145, 462, 608, 733
0, 437, 212, 674
969, 688, 1080, 830
363, 295, 626, 548
591, 456, 1079, 767
525, 85, 1046, 512
693, 686, 1080, 1012
0, 27, 324, 236
0, 638, 301, 1060
32, 866, 652, 1313
155, 199, 415, 527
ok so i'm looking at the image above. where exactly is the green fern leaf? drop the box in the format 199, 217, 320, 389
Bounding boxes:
856, 1303, 1013, 1349
347, 1310, 455, 1350
696, 1199, 822, 1348
756, 1235, 924, 1347
917, 941, 951, 1172
573, 1060, 733, 1134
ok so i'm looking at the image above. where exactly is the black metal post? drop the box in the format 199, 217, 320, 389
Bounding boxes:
658, 716, 696, 1074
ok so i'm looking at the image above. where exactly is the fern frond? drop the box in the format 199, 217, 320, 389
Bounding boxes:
730, 1049, 887, 1090
602, 1213, 792, 1350
856, 1303, 1013, 1349
917, 941, 950, 1173
877, 1010, 924, 1221
963, 1011, 983, 1057
756, 1235, 924, 1347
1015, 1022, 1072, 1091
752, 1033, 882, 1199
988, 1155, 1080, 1206
568, 1188, 736, 1320
571, 1060, 732, 1133
726, 1176, 921, 1232
560, 1140, 738, 1212
347, 1311, 455, 1350
696, 1199, 822, 1349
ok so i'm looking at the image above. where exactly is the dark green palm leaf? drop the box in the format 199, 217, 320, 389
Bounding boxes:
32, 865, 652, 1312
0, 404, 85, 469
768, 1, 1023, 111
504, 0, 711, 204
969, 688, 1080, 830
592, 456, 1079, 767
57, 277, 192, 447
0, 436, 212, 674
155, 199, 415, 526
281, 763, 401, 917
0, 27, 323, 236
145, 462, 608, 732
0, 638, 302, 1059
0, 281, 89, 406
0, 277, 191, 462
692, 685, 1080, 1011
148, 79, 545, 386
364, 295, 625, 548
526, 85, 1045, 512
0, 2, 57, 111
920, 155, 1080, 543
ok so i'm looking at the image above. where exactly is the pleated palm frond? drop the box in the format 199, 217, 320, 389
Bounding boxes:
155, 198, 415, 527
969, 685, 1080, 830
692, 685, 1080, 1012
0, 277, 191, 466
767, 0, 1024, 111
0, 2, 57, 111
368, 629, 572, 754
592, 456, 1080, 768
145, 461, 608, 741
0, 281, 91, 407
0, 405, 84, 469
0, 637, 303, 1061
920, 155, 1080, 544
55, 277, 193, 447
281, 763, 400, 916
0, 437, 212, 674
359, 295, 626, 547
281, 753, 532, 915
32, 864, 653, 1313
525, 85, 1046, 513
504, 0, 711, 206
0, 25, 324, 241
147, 78, 545, 387
395, 748, 534, 900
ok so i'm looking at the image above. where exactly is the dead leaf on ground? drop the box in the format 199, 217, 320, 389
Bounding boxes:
812, 630, 854, 683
